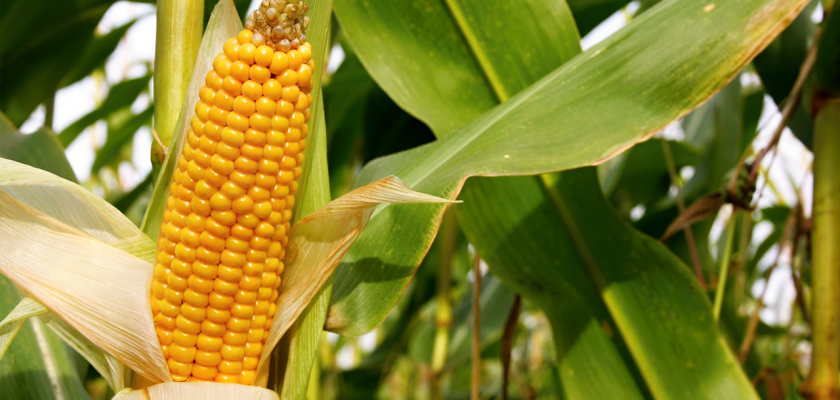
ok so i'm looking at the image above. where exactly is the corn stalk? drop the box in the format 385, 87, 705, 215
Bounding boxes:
801, 101, 840, 400
152, 0, 203, 166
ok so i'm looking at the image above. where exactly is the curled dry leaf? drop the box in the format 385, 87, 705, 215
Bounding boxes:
254, 175, 456, 385
660, 193, 726, 241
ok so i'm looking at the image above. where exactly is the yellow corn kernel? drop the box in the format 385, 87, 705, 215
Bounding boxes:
152, 2, 312, 383
242, 81, 263, 101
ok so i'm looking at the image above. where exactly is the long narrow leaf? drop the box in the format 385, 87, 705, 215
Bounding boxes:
57, 74, 152, 147
0, 112, 77, 183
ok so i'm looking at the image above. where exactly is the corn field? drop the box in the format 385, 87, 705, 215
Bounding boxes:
1, 0, 839, 399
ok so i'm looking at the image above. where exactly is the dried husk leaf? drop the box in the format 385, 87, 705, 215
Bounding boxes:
0, 158, 148, 390
0, 297, 47, 358
254, 175, 455, 385
0, 158, 155, 262
0, 191, 170, 383
112, 382, 279, 400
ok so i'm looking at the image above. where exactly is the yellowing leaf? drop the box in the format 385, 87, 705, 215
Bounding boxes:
0, 191, 170, 384
113, 382, 279, 400
254, 175, 455, 385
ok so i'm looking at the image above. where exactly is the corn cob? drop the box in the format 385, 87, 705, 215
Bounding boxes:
150, 0, 312, 384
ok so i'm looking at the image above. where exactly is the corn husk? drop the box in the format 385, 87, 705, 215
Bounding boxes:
113, 382, 279, 400
0, 190, 171, 383
0, 160, 136, 389
0, 158, 155, 262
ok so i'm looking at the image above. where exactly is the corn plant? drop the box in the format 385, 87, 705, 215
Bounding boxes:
0, 0, 838, 399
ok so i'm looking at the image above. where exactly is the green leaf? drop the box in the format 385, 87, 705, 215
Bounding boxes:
0, 0, 113, 126
360, 89, 437, 165
0, 0, 113, 58
57, 74, 153, 147
334, 0, 580, 136
567, 0, 629, 36
459, 168, 759, 399
0, 275, 91, 400
91, 105, 154, 174
328, 0, 809, 337
323, 51, 436, 198
0, 112, 77, 183
324, 52, 374, 197
60, 18, 140, 88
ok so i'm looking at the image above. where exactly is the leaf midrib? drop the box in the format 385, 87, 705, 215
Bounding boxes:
441, 0, 511, 103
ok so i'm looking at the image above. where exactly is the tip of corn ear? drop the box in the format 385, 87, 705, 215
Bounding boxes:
246, 0, 309, 51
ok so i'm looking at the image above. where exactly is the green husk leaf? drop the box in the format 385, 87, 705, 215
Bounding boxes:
0, 298, 48, 359
141, 0, 242, 241
0, 112, 77, 183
